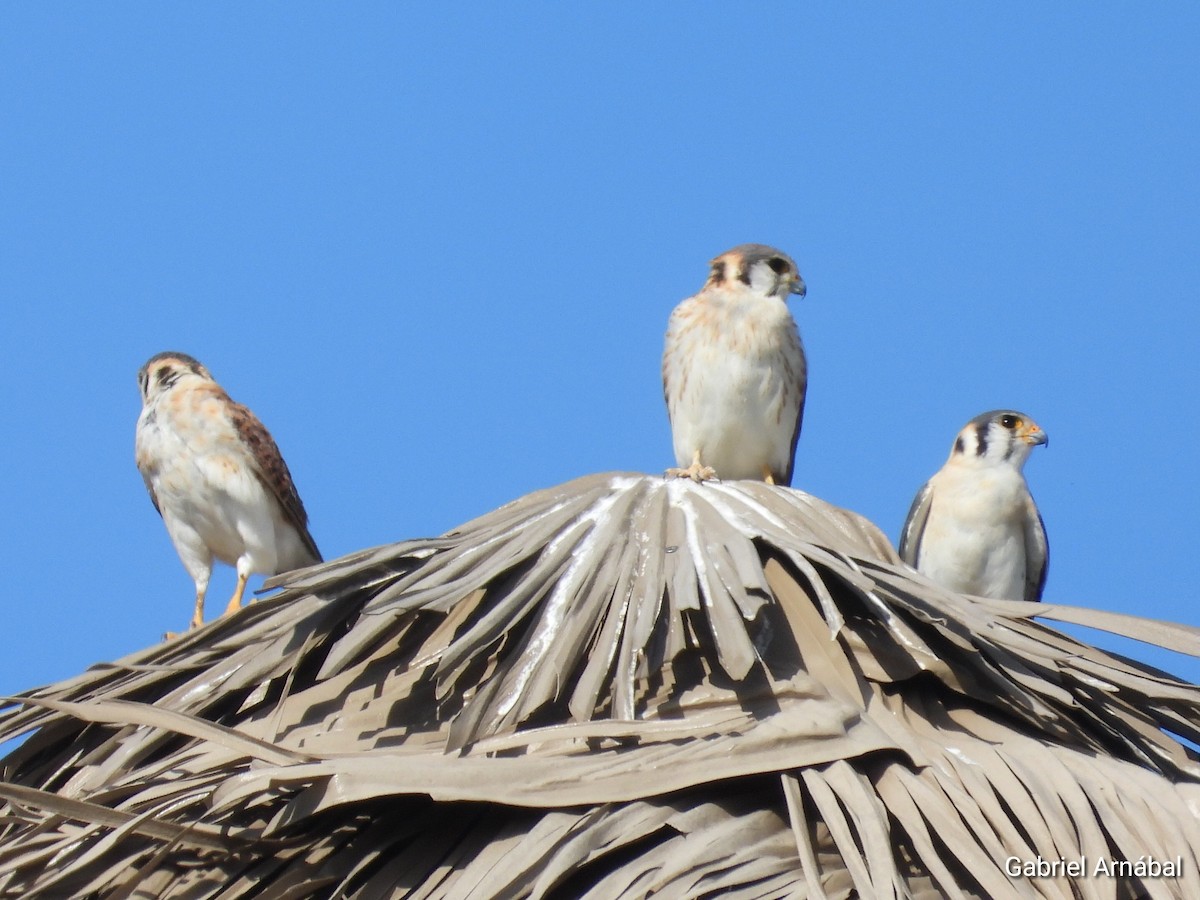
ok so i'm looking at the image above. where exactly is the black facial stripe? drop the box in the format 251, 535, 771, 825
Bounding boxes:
974, 422, 989, 457
736, 262, 752, 286
954, 436, 965, 455
156, 367, 181, 390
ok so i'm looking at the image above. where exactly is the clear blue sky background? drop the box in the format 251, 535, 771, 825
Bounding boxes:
2, 6, 1198, 699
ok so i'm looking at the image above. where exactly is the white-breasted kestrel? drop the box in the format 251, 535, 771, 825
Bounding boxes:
662, 244, 807, 485
899, 410, 1048, 602
135, 352, 322, 631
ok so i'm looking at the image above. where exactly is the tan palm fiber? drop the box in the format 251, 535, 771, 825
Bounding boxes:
1, 474, 1199, 898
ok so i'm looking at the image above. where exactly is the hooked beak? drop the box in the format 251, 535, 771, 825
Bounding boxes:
789, 274, 807, 298
1022, 424, 1048, 448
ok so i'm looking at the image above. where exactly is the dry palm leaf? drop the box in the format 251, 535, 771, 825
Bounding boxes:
1, 474, 1199, 898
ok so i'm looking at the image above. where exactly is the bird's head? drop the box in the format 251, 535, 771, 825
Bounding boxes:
706, 244, 806, 299
951, 410, 1048, 469
138, 352, 213, 404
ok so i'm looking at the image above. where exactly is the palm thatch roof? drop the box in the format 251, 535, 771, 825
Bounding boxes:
3, 473, 1200, 898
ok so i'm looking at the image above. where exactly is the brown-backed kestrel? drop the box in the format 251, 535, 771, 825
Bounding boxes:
135, 352, 322, 631
899, 410, 1048, 602
662, 244, 807, 485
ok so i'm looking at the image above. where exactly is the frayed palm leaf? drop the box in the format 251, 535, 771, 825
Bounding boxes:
2, 474, 1199, 898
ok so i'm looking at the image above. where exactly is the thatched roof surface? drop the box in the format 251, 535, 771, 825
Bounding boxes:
3, 474, 1200, 898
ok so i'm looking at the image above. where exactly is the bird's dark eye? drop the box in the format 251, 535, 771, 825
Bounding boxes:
999, 415, 1019, 429
767, 257, 790, 276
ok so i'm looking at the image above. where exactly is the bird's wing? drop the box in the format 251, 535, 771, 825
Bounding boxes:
1023, 495, 1049, 602
227, 399, 322, 564
776, 409, 803, 486
134, 432, 163, 517
898, 481, 934, 567
142, 477, 162, 517
660, 300, 692, 421
776, 329, 807, 486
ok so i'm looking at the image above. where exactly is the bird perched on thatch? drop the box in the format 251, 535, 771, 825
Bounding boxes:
135, 351, 321, 631
900, 409, 1048, 602
663, 243, 807, 484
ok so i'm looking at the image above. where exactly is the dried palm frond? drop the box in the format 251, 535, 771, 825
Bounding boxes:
2, 473, 1199, 898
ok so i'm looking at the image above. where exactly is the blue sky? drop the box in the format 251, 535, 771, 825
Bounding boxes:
1, 6, 1198, 698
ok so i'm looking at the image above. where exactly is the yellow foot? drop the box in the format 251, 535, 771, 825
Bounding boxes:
162, 609, 204, 640
163, 610, 203, 640
665, 462, 718, 483
223, 572, 249, 618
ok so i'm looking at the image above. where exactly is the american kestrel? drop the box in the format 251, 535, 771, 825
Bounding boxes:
899, 410, 1048, 602
662, 244, 807, 485
135, 352, 322, 631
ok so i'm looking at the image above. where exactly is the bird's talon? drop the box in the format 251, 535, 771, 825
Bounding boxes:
665, 463, 718, 483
